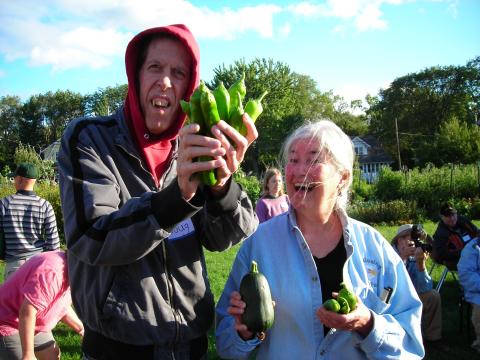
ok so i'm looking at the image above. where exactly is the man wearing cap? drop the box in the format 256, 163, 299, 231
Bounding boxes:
433, 202, 479, 269
1, 163, 60, 279
392, 224, 444, 350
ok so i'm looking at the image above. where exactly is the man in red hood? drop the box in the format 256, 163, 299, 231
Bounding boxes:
58, 24, 259, 359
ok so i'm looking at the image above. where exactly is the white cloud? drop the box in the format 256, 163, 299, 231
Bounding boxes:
334, 81, 390, 113
0, 0, 455, 72
289, 0, 409, 31
29, 27, 131, 71
279, 23, 292, 37
0, 69, 5, 78
355, 4, 388, 31
0, 0, 281, 71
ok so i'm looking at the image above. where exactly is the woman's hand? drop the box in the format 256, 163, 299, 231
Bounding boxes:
227, 291, 255, 341
316, 295, 373, 338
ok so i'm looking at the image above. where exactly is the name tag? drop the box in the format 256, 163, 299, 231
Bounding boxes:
168, 219, 195, 241
462, 233, 472, 243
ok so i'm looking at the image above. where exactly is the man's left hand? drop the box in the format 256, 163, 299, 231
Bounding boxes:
208, 114, 258, 195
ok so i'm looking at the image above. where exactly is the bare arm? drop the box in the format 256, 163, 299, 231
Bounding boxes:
61, 306, 84, 336
18, 298, 37, 360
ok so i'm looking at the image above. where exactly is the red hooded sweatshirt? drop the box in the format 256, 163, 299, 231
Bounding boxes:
123, 24, 200, 186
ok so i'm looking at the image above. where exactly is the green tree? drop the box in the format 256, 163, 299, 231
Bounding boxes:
0, 96, 22, 167
428, 116, 480, 165
20, 90, 85, 149
367, 56, 480, 168
209, 58, 360, 174
85, 84, 128, 116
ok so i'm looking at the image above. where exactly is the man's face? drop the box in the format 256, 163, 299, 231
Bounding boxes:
397, 232, 415, 259
441, 213, 458, 228
139, 37, 192, 135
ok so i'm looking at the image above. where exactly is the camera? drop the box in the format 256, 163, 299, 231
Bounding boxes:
411, 224, 433, 253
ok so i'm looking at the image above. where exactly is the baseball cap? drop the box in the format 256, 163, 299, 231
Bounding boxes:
8, 163, 39, 179
440, 203, 457, 217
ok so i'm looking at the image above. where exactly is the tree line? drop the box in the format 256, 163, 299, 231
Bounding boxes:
0, 56, 478, 176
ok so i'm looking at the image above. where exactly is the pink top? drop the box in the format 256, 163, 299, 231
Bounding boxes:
0, 251, 71, 336
255, 194, 290, 223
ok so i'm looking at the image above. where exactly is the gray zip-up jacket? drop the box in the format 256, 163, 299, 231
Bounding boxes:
58, 108, 258, 348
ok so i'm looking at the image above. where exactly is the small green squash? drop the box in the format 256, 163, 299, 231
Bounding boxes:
239, 260, 275, 333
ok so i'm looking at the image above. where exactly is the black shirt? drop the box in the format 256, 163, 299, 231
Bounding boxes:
313, 236, 347, 334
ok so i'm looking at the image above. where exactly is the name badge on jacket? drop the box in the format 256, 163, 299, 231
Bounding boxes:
168, 219, 195, 241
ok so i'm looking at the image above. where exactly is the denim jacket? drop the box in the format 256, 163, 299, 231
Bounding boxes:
215, 208, 424, 359
458, 238, 480, 306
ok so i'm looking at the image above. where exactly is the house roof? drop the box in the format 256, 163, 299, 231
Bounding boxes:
351, 135, 394, 165
40, 140, 61, 162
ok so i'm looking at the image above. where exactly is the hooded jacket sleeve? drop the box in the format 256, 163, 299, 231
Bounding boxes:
58, 116, 257, 266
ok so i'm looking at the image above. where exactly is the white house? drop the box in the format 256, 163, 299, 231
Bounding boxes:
40, 140, 61, 163
351, 135, 394, 183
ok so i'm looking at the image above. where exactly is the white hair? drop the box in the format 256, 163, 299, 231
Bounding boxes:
280, 120, 354, 211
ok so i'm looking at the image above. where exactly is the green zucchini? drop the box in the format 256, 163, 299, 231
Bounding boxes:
239, 260, 275, 333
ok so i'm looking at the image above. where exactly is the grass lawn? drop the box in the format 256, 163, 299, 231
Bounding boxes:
1, 220, 478, 359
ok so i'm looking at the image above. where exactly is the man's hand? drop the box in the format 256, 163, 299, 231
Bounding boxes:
177, 115, 258, 200
208, 114, 258, 195
177, 123, 227, 201
414, 247, 428, 272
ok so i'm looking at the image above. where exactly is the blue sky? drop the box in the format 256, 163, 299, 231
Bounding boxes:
1, 0, 479, 107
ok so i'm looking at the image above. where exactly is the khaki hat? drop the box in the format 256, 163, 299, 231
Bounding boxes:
392, 224, 413, 244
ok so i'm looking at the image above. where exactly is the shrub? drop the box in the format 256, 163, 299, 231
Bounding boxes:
348, 200, 419, 225
11, 143, 56, 182
374, 168, 404, 201
35, 183, 64, 244
234, 169, 261, 205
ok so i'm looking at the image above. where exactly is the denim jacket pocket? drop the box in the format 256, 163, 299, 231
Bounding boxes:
361, 288, 390, 315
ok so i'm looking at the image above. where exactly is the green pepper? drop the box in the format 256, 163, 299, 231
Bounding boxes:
184, 83, 217, 186
198, 155, 217, 186
338, 283, 357, 311
323, 298, 340, 313
200, 87, 221, 130
245, 90, 268, 123
195, 83, 220, 186
213, 81, 230, 121
228, 72, 246, 115
229, 91, 244, 134
337, 296, 350, 314
189, 85, 206, 130
180, 100, 191, 123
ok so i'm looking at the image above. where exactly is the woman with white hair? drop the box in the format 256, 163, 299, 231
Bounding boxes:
215, 120, 424, 359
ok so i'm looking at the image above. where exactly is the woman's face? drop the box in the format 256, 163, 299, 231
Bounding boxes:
285, 138, 345, 213
267, 174, 283, 196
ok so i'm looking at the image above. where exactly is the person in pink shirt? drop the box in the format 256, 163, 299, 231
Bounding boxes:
0, 250, 83, 360
255, 167, 290, 223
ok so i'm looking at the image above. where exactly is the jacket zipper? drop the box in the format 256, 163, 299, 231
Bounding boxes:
161, 241, 180, 359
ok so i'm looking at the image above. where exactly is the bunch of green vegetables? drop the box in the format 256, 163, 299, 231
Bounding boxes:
180, 73, 268, 186
322, 282, 357, 314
